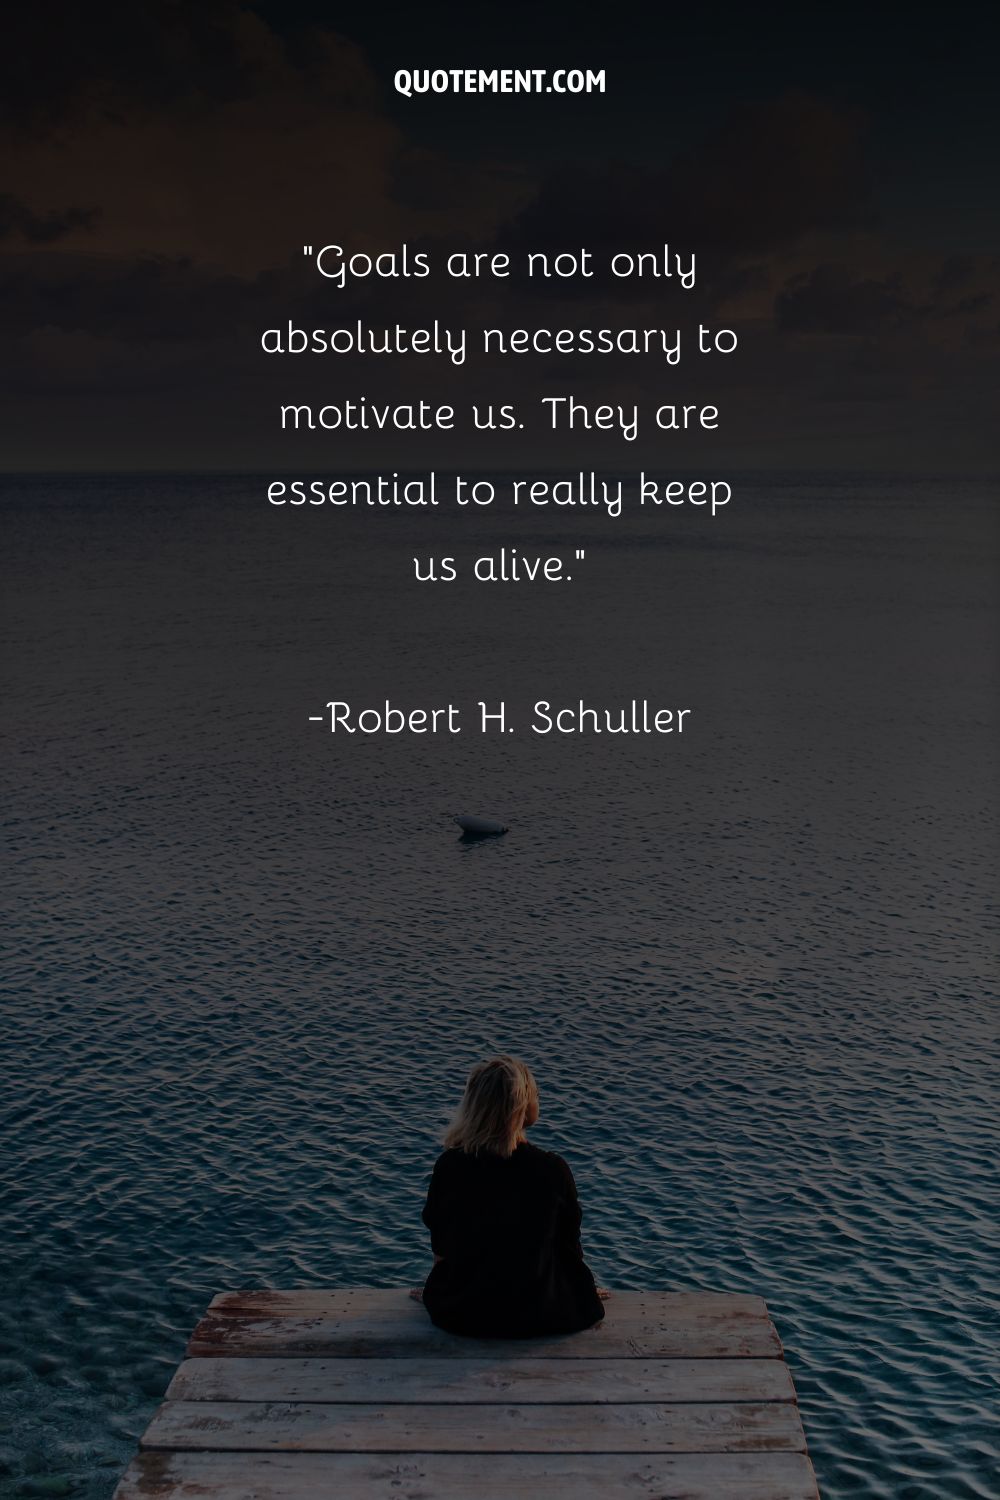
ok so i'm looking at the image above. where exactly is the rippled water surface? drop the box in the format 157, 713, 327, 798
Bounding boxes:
2, 475, 998, 1498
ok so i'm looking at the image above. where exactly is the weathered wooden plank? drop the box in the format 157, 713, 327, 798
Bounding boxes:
207, 1290, 769, 1320
188, 1317, 780, 1359
189, 1291, 780, 1359
142, 1399, 806, 1454
114, 1449, 821, 1499
166, 1354, 796, 1405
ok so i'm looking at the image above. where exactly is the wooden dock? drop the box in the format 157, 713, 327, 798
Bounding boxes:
113, 1288, 820, 1498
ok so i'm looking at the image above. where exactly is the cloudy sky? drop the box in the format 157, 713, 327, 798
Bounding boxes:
2, 1, 996, 471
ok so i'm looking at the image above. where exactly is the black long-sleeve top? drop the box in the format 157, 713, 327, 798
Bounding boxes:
420, 1140, 605, 1338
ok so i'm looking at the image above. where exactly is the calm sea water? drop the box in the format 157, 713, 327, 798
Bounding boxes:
1, 474, 997, 1498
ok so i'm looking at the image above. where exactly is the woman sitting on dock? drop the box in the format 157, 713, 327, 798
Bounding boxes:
414, 1055, 607, 1338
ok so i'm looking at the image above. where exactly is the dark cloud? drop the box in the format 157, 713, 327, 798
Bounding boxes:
0, 8, 994, 470
0, 3, 381, 133
776, 259, 997, 337
390, 147, 529, 222
776, 265, 917, 335
0, 2, 519, 285
0, 194, 99, 244
0, 254, 261, 342
501, 92, 871, 260
932, 256, 978, 296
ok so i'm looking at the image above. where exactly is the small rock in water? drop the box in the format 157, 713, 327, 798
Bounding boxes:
453, 814, 508, 837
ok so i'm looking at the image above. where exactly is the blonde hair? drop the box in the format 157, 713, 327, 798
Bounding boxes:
443, 1056, 539, 1158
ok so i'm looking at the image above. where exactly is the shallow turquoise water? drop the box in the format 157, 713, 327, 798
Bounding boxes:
1, 475, 997, 1497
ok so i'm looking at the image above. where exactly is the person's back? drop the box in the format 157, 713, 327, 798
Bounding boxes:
417, 1056, 606, 1338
